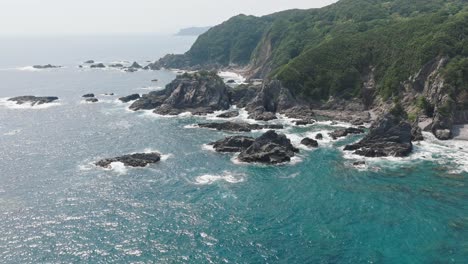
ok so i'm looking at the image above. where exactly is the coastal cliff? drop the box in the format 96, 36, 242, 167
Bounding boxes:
147, 0, 468, 140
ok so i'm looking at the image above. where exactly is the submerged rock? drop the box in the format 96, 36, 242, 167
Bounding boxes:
295, 119, 315, 126
209, 136, 255, 152
108, 64, 124, 68
84, 60, 95, 64
85, 98, 99, 103
301, 138, 318, 148
197, 122, 283, 132
95, 152, 161, 168
238, 130, 299, 164
217, 110, 239, 118
344, 113, 413, 157
90, 63, 106, 68
82, 93, 95, 98
119, 94, 140, 103
8, 96, 59, 105
329, 127, 365, 140
32, 64, 61, 69
315, 133, 324, 140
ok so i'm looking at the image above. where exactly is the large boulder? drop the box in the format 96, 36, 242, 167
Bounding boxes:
238, 130, 299, 164
301, 138, 318, 148
82, 93, 95, 98
209, 136, 255, 152
95, 152, 161, 168
119, 94, 140, 103
344, 113, 413, 157
8, 96, 59, 106
90, 63, 106, 68
197, 122, 283, 132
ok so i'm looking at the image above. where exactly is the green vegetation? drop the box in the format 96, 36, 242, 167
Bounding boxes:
171, 0, 468, 102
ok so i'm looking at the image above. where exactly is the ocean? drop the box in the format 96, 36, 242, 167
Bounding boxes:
0, 35, 466, 263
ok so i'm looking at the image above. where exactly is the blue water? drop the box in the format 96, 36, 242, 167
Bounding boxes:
0, 35, 467, 263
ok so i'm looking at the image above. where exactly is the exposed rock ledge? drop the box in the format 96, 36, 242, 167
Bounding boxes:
197, 122, 283, 132
8, 96, 59, 106
210, 130, 299, 164
95, 152, 161, 168
344, 113, 415, 157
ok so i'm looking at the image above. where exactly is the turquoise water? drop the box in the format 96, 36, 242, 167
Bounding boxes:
0, 36, 467, 263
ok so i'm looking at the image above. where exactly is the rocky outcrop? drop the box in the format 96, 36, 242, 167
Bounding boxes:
109, 64, 124, 68
119, 94, 140, 103
209, 136, 255, 152
238, 130, 299, 164
130, 71, 231, 115
344, 113, 413, 157
247, 109, 277, 121
95, 152, 161, 168
217, 110, 239, 118
85, 98, 99, 103
8, 96, 59, 105
84, 60, 95, 64
197, 122, 283, 132
90, 63, 106, 68
301, 138, 318, 148
315, 133, 323, 140
82, 93, 95, 98
329, 127, 365, 140
33, 64, 61, 69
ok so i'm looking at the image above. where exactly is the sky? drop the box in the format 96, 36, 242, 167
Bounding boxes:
0, 0, 337, 35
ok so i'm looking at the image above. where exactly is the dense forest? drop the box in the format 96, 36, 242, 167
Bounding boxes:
159, 0, 468, 105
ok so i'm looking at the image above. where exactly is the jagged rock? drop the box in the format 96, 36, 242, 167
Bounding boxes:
245, 80, 297, 114
8, 96, 59, 105
95, 152, 161, 168
143, 62, 161, 70
353, 161, 366, 166
226, 79, 236, 84
197, 122, 283, 132
344, 113, 413, 157
315, 133, 323, 140
32, 64, 61, 69
90, 63, 106, 68
281, 106, 315, 120
119, 94, 140, 103
329, 127, 365, 140
82, 93, 95, 98
301, 138, 318, 148
248, 109, 277, 121
85, 98, 98, 103
238, 130, 299, 164
84, 60, 95, 64
230, 85, 260, 108
209, 136, 255, 152
411, 120, 424, 141
130, 62, 142, 69
217, 110, 239, 118
131, 72, 231, 115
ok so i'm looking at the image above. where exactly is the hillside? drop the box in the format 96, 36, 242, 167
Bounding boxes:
154, 0, 468, 139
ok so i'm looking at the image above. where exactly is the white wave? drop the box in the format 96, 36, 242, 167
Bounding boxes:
194, 171, 245, 185
138, 148, 173, 161
201, 144, 216, 152
108, 162, 128, 174
139, 86, 163, 91
16, 66, 40, 71
3, 129, 21, 136
0, 98, 62, 109
342, 132, 468, 173
218, 71, 246, 84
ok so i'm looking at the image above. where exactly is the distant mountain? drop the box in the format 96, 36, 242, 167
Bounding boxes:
176, 27, 211, 36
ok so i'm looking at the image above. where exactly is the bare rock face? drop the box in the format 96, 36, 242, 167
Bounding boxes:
344, 113, 413, 157
119, 94, 141, 103
95, 152, 161, 168
8, 96, 59, 106
129, 71, 231, 115
209, 136, 255, 152
238, 130, 299, 164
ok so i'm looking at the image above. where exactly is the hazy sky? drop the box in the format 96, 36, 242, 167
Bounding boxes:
0, 0, 337, 35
